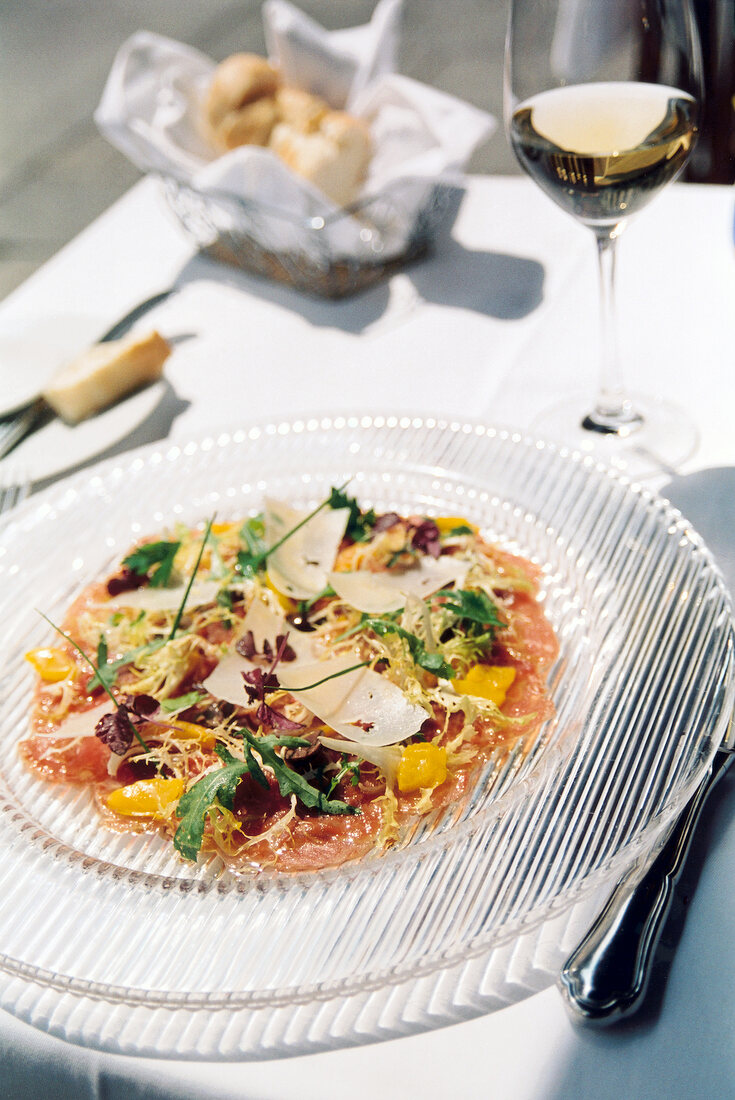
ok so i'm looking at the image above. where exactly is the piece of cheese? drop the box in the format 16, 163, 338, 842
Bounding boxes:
42, 329, 171, 424
328, 557, 469, 615
264, 498, 350, 601
106, 579, 223, 613
203, 649, 429, 747
280, 654, 429, 746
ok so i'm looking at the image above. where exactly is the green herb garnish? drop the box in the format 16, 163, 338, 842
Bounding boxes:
173, 733, 355, 861
37, 612, 150, 753
240, 731, 356, 815
86, 637, 166, 692
160, 690, 205, 713
168, 517, 215, 640
123, 540, 180, 588
328, 486, 376, 542
173, 744, 251, 861
236, 482, 351, 577
438, 588, 505, 635
362, 617, 455, 679
279, 659, 370, 693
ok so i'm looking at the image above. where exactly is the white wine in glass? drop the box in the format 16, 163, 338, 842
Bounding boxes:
505, 0, 704, 472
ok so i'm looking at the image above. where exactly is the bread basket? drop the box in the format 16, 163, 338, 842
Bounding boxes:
161, 173, 455, 298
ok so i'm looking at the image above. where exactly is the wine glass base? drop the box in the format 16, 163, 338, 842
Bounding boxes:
531, 392, 699, 478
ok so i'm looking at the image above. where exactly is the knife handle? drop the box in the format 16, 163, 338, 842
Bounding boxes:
559, 750, 732, 1024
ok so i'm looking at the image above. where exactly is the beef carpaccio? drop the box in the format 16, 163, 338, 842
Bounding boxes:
22, 488, 558, 873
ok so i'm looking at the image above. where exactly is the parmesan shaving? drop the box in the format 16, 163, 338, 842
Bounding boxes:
38, 702, 113, 739
265, 498, 350, 600
281, 654, 429, 746
328, 556, 469, 614
236, 596, 318, 665
106, 579, 223, 612
203, 649, 428, 746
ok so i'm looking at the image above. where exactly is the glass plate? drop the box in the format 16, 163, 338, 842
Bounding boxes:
0, 415, 732, 1059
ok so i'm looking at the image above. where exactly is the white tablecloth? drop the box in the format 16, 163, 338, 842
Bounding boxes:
1, 175, 734, 1099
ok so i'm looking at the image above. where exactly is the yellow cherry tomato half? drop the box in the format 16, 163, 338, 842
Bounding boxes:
397, 743, 447, 794
434, 516, 479, 535
106, 777, 185, 819
453, 664, 516, 707
25, 647, 75, 683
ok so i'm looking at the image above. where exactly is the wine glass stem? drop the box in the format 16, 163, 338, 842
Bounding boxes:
582, 228, 643, 436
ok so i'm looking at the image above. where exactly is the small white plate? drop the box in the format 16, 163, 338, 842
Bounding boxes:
0, 315, 110, 416
0, 380, 166, 483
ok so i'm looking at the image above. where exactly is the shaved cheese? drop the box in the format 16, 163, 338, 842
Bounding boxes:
40, 702, 113, 739
281, 654, 429, 746
236, 597, 318, 665
319, 734, 402, 786
107, 579, 224, 612
203, 649, 428, 746
202, 652, 252, 708
328, 556, 469, 614
265, 498, 349, 600
202, 598, 316, 705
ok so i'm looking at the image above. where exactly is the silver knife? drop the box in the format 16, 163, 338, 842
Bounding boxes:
560, 466, 735, 1024
0, 288, 174, 461
559, 725, 734, 1023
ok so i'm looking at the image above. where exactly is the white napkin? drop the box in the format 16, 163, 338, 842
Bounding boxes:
94, 1, 496, 261
264, 0, 403, 108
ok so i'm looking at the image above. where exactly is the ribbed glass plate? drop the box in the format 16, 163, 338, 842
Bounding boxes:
0, 415, 732, 1059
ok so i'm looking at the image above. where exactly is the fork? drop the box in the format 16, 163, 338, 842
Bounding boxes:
0, 470, 30, 515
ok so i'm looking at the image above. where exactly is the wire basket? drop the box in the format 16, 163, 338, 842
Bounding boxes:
161, 175, 455, 298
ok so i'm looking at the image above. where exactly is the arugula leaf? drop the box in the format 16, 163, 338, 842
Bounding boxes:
241, 730, 356, 815
446, 524, 475, 537
173, 746, 250, 861
173, 732, 355, 862
362, 617, 455, 679
437, 588, 504, 633
328, 487, 376, 542
123, 540, 180, 588
328, 755, 361, 797
160, 690, 205, 713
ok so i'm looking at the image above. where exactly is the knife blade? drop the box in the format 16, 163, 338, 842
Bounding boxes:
560, 466, 735, 1024
0, 288, 174, 461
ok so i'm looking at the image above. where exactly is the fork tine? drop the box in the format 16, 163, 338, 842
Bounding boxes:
0, 468, 30, 514
0, 399, 48, 461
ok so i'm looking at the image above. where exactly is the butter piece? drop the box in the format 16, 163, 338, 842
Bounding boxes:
42, 330, 171, 424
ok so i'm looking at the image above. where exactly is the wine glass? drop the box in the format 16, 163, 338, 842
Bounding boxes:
504, 0, 704, 473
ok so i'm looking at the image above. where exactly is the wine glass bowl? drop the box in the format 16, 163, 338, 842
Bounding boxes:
504, 0, 704, 469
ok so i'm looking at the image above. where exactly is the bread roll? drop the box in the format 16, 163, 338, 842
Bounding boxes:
270, 111, 372, 207
204, 53, 281, 150
202, 52, 372, 206
275, 86, 328, 134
